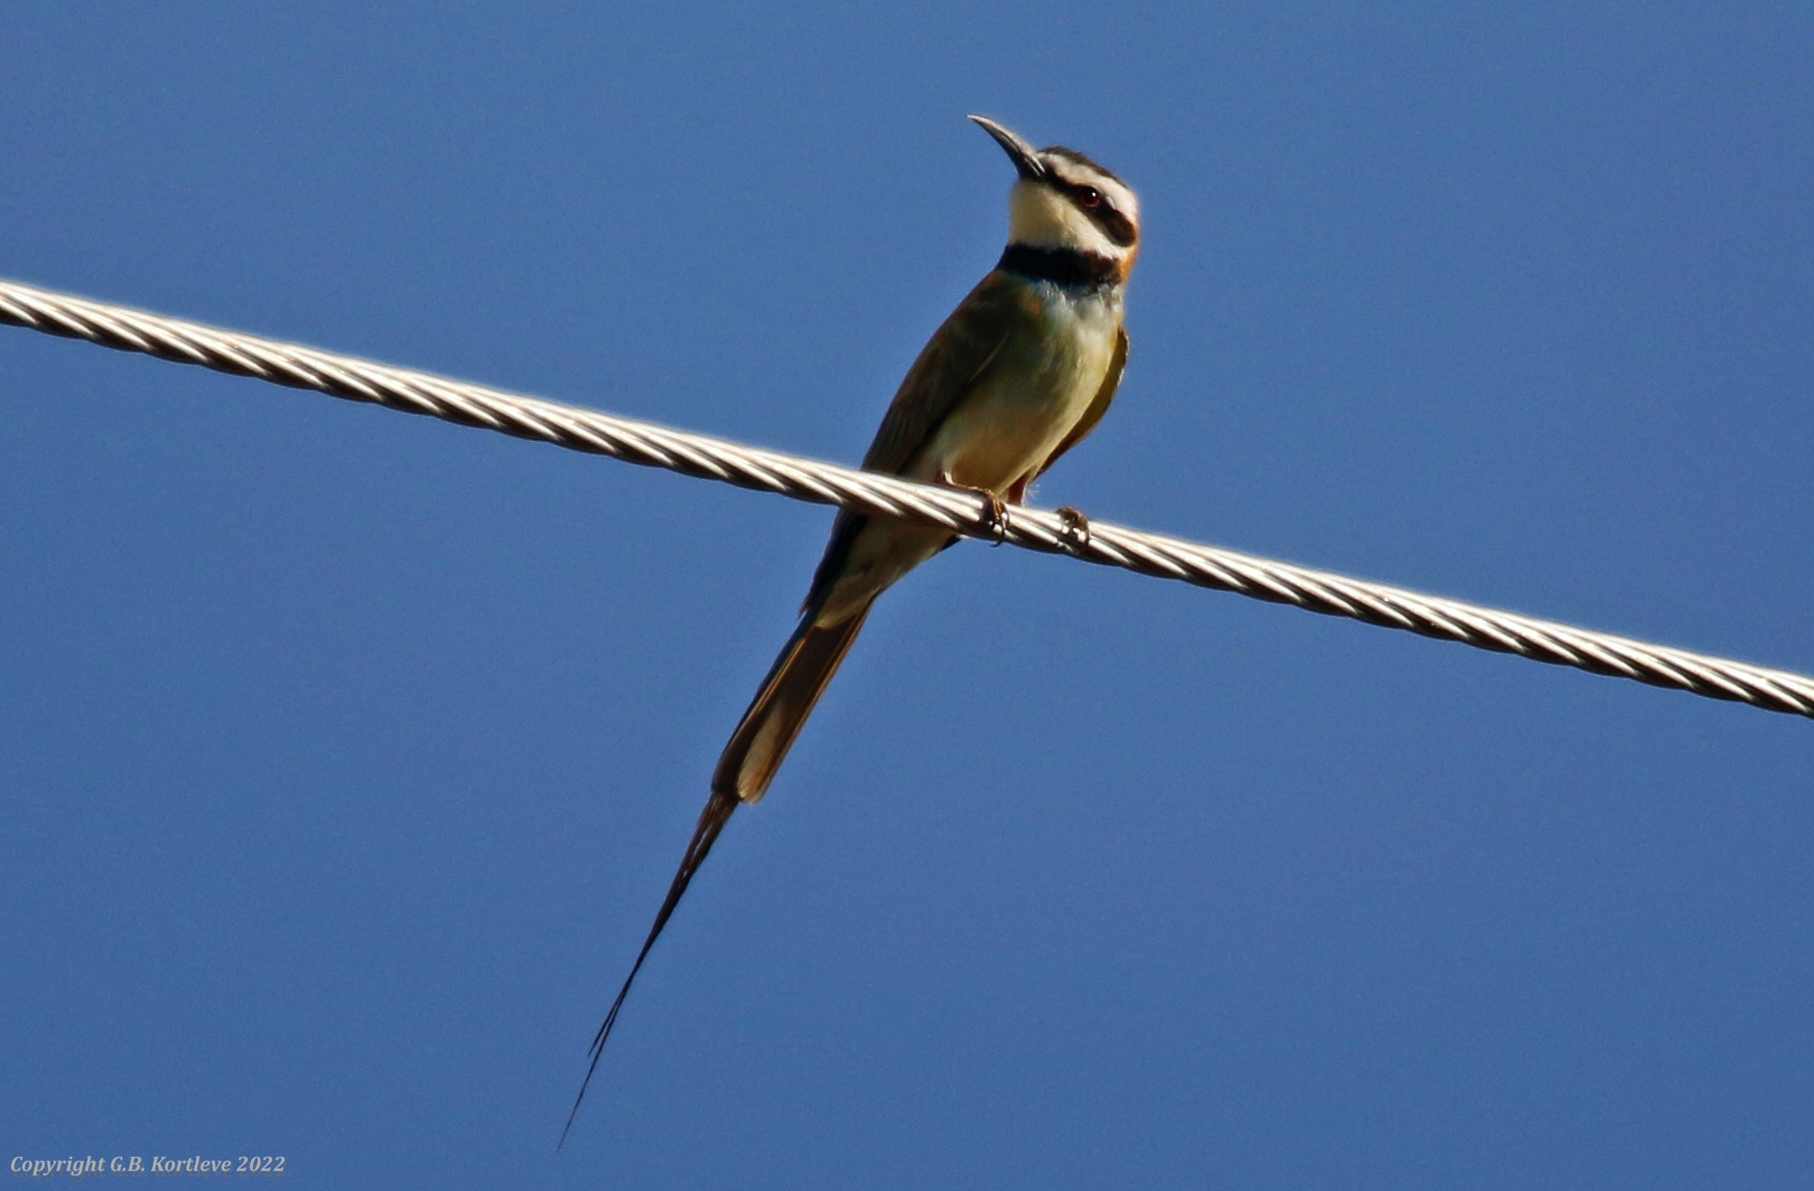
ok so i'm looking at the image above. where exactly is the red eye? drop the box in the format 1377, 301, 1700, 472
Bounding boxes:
1079, 187, 1101, 208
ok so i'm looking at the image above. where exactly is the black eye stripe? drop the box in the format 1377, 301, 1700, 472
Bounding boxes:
1096, 207, 1137, 247
1049, 175, 1136, 247
1066, 183, 1137, 247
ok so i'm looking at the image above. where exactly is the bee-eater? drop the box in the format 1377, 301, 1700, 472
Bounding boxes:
563, 115, 1140, 1142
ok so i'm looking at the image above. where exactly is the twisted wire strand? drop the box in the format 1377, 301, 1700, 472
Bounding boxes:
4, 277, 1811, 720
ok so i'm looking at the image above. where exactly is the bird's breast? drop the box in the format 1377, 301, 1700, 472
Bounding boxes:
913, 281, 1123, 492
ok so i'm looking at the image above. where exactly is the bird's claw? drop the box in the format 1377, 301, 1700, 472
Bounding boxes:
1055, 505, 1091, 553
936, 472, 1009, 544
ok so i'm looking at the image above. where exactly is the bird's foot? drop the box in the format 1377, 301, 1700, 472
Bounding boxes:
1055, 505, 1091, 553
936, 471, 1008, 543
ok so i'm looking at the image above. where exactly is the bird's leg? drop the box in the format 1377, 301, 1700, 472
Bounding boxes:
936, 470, 1008, 543
1055, 505, 1091, 552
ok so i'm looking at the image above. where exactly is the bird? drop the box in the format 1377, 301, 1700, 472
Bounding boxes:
561, 115, 1140, 1144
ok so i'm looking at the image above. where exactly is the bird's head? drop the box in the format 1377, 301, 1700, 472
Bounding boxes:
969, 115, 1140, 282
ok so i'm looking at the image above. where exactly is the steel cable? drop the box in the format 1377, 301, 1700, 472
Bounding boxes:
3, 277, 1810, 720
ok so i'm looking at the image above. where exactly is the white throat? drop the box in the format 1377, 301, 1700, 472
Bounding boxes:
1006, 179, 1131, 260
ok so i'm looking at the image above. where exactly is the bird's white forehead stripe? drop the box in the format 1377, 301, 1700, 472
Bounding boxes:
1045, 157, 1102, 186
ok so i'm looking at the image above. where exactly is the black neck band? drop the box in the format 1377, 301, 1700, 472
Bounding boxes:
998, 245, 1121, 287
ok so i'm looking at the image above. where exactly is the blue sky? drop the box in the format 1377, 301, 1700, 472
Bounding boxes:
3, 4, 1812, 1187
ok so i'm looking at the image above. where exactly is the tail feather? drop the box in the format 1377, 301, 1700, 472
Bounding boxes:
559, 599, 874, 1147
713, 600, 875, 805
560, 786, 737, 1148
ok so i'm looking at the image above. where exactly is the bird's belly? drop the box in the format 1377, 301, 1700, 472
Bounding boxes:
813, 290, 1121, 626
911, 308, 1119, 492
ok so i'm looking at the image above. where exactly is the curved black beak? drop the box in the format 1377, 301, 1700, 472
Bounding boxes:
967, 114, 1045, 181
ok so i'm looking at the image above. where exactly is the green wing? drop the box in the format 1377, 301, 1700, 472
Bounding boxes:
1027, 323, 1128, 485
860, 271, 1041, 475
800, 271, 1036, 612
